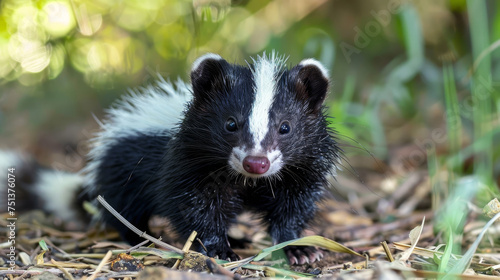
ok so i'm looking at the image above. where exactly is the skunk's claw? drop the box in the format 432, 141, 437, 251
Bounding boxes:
285, 246, 323, 265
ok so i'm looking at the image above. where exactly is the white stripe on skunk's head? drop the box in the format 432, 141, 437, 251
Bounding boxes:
248, 52, 286, 153
188, 52, 331, 180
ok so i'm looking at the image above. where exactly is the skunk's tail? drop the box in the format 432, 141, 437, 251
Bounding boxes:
0, 151, 87, 222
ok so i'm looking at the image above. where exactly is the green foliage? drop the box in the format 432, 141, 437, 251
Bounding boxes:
1, 0, 499, 211
443, 64, 461, 187
428, 3, 500, 276
467, 0, 496, 189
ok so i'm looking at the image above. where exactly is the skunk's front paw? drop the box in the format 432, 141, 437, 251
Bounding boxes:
204, 243, 241, 262
285, 246, 323, 265
216, 247, 241, 262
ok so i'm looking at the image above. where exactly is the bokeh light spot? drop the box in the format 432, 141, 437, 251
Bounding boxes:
41, 0, 76, 38
8, 33, 51, 73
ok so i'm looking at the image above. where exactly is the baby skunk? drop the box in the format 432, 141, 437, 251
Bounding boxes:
3, 52, 340, 264
85, 52, 341, 263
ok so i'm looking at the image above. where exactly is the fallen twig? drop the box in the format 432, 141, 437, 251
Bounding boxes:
97, 195, 184, 255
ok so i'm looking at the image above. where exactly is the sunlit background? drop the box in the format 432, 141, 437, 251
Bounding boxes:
0, 0, 498, 194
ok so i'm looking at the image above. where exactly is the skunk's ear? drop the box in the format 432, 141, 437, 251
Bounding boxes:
290, 59, 330, 114
190, 53, 229, 96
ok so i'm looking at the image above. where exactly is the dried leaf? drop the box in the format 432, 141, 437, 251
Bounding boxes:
35, 250, 46, 265
19, 252, 32, 266
399, 217, 425, 262
483, 198, 500, 218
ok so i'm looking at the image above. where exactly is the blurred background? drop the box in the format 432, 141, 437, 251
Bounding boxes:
0, 0, 498, 197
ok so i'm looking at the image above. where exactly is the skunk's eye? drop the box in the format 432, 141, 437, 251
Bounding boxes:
279, 121, 291, 135
225, 117, 238, 132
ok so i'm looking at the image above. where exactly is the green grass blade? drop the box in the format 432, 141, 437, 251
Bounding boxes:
253, 235, 363, 262
428, 144, 441, 213
467, 0, 494, 187
340, 74, 356, 104
443, 211, 500, 278
437, 228, 453, 274
443, 64, 461, 191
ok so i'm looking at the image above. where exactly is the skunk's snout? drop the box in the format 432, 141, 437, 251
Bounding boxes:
243, 156, 270, 174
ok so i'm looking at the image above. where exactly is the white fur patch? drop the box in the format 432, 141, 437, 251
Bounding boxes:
192, 53, 223, 72
248, 52, 285, 152
100, 77, 191, 139
299, 58, 329, 79
265, 149, 283, 175
228, 146, 246, 175
34, 170, 84, 220
84, 77, 192, 193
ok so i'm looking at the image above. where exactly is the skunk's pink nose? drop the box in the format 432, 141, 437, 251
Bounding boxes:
243, 156, 270, 174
